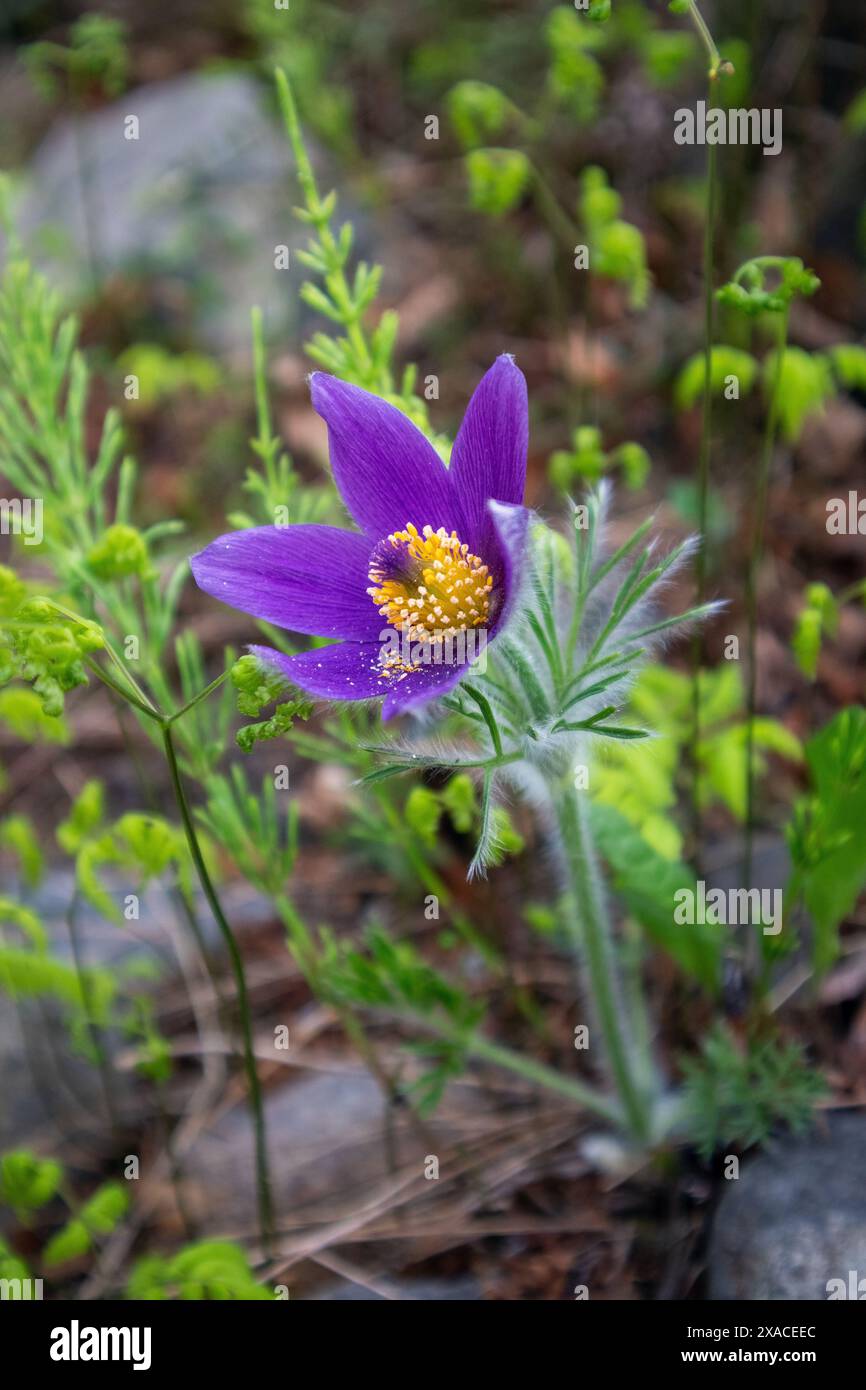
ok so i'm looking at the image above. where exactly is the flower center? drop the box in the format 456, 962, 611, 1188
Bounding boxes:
367, 523, 492, 643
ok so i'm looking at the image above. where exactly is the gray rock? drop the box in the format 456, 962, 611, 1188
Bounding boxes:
709, 1112, 866, 1301
183, 1068, 493, 1232
15, 71, 365, 350
0, 865, 275, 1146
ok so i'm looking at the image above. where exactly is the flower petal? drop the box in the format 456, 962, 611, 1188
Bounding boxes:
245, 507, 530, 719
191, 526, 382, 640
310, 373, 458, 540
486, 500, 531, 638
381, 661, 467, 721
251, 638, 469, 719
248, 641, 393, 701
449, 355, 528, 552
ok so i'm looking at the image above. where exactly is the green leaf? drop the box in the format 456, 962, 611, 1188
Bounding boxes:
614, 441, 651, 488
465, 148, 531, 217
0, 598, 104, 717
0, 898, 47, 951
0, 565, 26, 618
447, 80, 510, 150
579, 168, 650, 307
230, 653, 289, 717
827, 343, 866, 391
236, 697, 313, 752
642, 31, 695, 87
681, 1024, 825, 1158
43, 1219, 91, 1266
591, 803, 722, 992
550, 426, 651, 491
595, 220, 650, 306
791, 582, 838, 681
0, 947, 113, 1026
791, 604, 823, 681
57, 780, 105, 855
117, 344, 221, 405
750, 718, 803, 762
786, 707, 866, 974
404, 786, 442, 849
86, 524, 151, 580
0, 1150, 63, 1216
43, 1181, 129, 1267
0, 815, 44, 887
700, 720, 799, 822
487, 807, 525, 865
674, 347, 758, 410
844, 87, 866, 133
127, 1240, 273, 1300
0, 688, 68, 744
592, 733, 681, 859
546, 9, 606, 124
0, 1236, 31, 1287
75, 813, 189, 921
763, 347, 835, 443
717, 256, 820, 318
441, 773, 477, 834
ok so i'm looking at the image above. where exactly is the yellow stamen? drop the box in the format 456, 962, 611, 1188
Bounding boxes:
367, 523, 492, 645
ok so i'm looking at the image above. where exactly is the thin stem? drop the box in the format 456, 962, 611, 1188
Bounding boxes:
837, 578, 866, 606
174, 880, 231, 1022
47, 596, 159, 716
694, 131, 718, 611
689, 72, 720, 870
161, 721, 275, 1256
275, 67, 375, 384
153, 1081, 196, 1242
66, 892, 118, 1131
744, 308, 790, 889
529, 162, 583, 254
166, 669, 230, 726
686, 1, 722, 74
552, 780, 654, 1144
251, 306, 274, 456
84, 656, 160, 722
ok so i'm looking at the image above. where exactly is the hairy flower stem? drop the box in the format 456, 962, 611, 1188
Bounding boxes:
553, 781, 653, 1144
375, 1005, 619, 1121
466, 1032, 620, 1121
689, 74, 720, 869
161, 721, 275, 1257
744, 308, 790, 892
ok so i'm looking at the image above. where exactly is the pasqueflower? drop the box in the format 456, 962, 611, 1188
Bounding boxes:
191, 355, 530, 719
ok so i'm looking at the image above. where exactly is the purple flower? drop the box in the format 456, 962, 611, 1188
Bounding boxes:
191, 355, 530, 720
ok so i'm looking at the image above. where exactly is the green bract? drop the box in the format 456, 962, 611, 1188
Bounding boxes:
87, 524, 152, 580
465, 148, 531, 217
